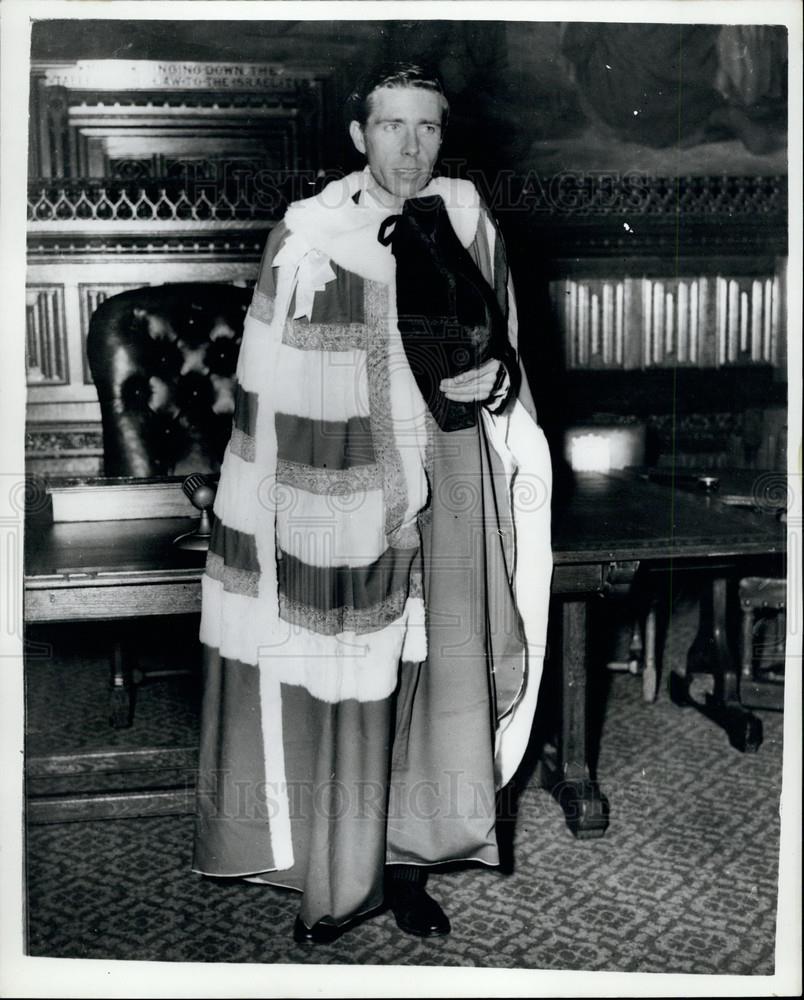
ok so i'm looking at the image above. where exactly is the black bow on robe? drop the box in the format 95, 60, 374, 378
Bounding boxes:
378, 195, 520, 432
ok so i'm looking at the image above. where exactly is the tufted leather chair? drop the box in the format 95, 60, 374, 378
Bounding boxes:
86, 282, 252, 727
87, 283, 252, 477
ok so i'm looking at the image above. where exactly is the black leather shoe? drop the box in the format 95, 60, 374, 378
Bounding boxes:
388, 884, 451, 937
292, 916, 343, 944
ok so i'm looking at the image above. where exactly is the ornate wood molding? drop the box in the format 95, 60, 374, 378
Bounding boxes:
26, 422, 103, 455
26, 177, 290, 256
30, 60, 334, 180
27, 231, 269, 259
498, 173, 788, 258
28, 180, 277, 224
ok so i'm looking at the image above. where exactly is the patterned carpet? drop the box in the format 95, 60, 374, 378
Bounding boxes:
24, 599, 784, 973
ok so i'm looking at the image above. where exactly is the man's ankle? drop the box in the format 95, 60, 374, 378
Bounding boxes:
385, 864, 428, 893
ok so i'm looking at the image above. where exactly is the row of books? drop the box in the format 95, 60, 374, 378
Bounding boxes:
714, 276, 780, 367
554, 275, 781, 370
559, 279, 626, 368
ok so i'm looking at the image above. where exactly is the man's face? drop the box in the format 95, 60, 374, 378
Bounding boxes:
349, 86, 444, 205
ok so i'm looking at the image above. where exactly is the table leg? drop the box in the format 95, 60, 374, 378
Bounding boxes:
641, 600, 659, 703
671, 574, 763, 753
542, 598, 610, 839
109, 635, 134, 729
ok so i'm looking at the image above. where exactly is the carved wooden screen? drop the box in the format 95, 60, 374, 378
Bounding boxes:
29, 60, 333, 181
26, 59, 337, 476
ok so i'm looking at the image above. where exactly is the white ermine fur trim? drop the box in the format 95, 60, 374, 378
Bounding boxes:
400, 596, 428, 663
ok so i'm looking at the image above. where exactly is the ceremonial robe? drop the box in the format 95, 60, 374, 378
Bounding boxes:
193, 168, 552, 929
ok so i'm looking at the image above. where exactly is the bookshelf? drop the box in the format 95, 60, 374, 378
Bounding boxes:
551, 267, 784, 373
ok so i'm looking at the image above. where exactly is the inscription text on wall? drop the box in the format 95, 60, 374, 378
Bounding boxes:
43, 61, 316, 91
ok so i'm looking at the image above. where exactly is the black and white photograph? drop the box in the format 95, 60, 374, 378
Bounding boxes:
1, 1, 801, 996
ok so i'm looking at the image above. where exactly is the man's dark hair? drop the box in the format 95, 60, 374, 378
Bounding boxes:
345, 62, 450, 128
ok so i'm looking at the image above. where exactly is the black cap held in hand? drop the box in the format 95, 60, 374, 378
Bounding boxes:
383, 195, 518, 431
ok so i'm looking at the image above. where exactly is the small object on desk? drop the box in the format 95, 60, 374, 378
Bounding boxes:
173, 474, 216, 551
564, 421, 646, 474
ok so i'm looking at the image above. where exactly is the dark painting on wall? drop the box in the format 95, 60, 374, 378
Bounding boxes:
386, 21, 788, 180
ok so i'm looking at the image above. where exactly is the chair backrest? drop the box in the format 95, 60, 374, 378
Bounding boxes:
87, 283, 252, 477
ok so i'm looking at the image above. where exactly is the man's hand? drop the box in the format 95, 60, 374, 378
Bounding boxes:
439, 358, 502, 402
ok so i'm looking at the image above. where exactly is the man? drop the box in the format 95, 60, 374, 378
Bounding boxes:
193, 63, 552, 944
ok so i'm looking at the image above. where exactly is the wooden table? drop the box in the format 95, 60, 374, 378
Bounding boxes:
24, 471, 786, 829
25, 515, 206, 621
25, 514, 207, 727
548, 468, 786, 837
